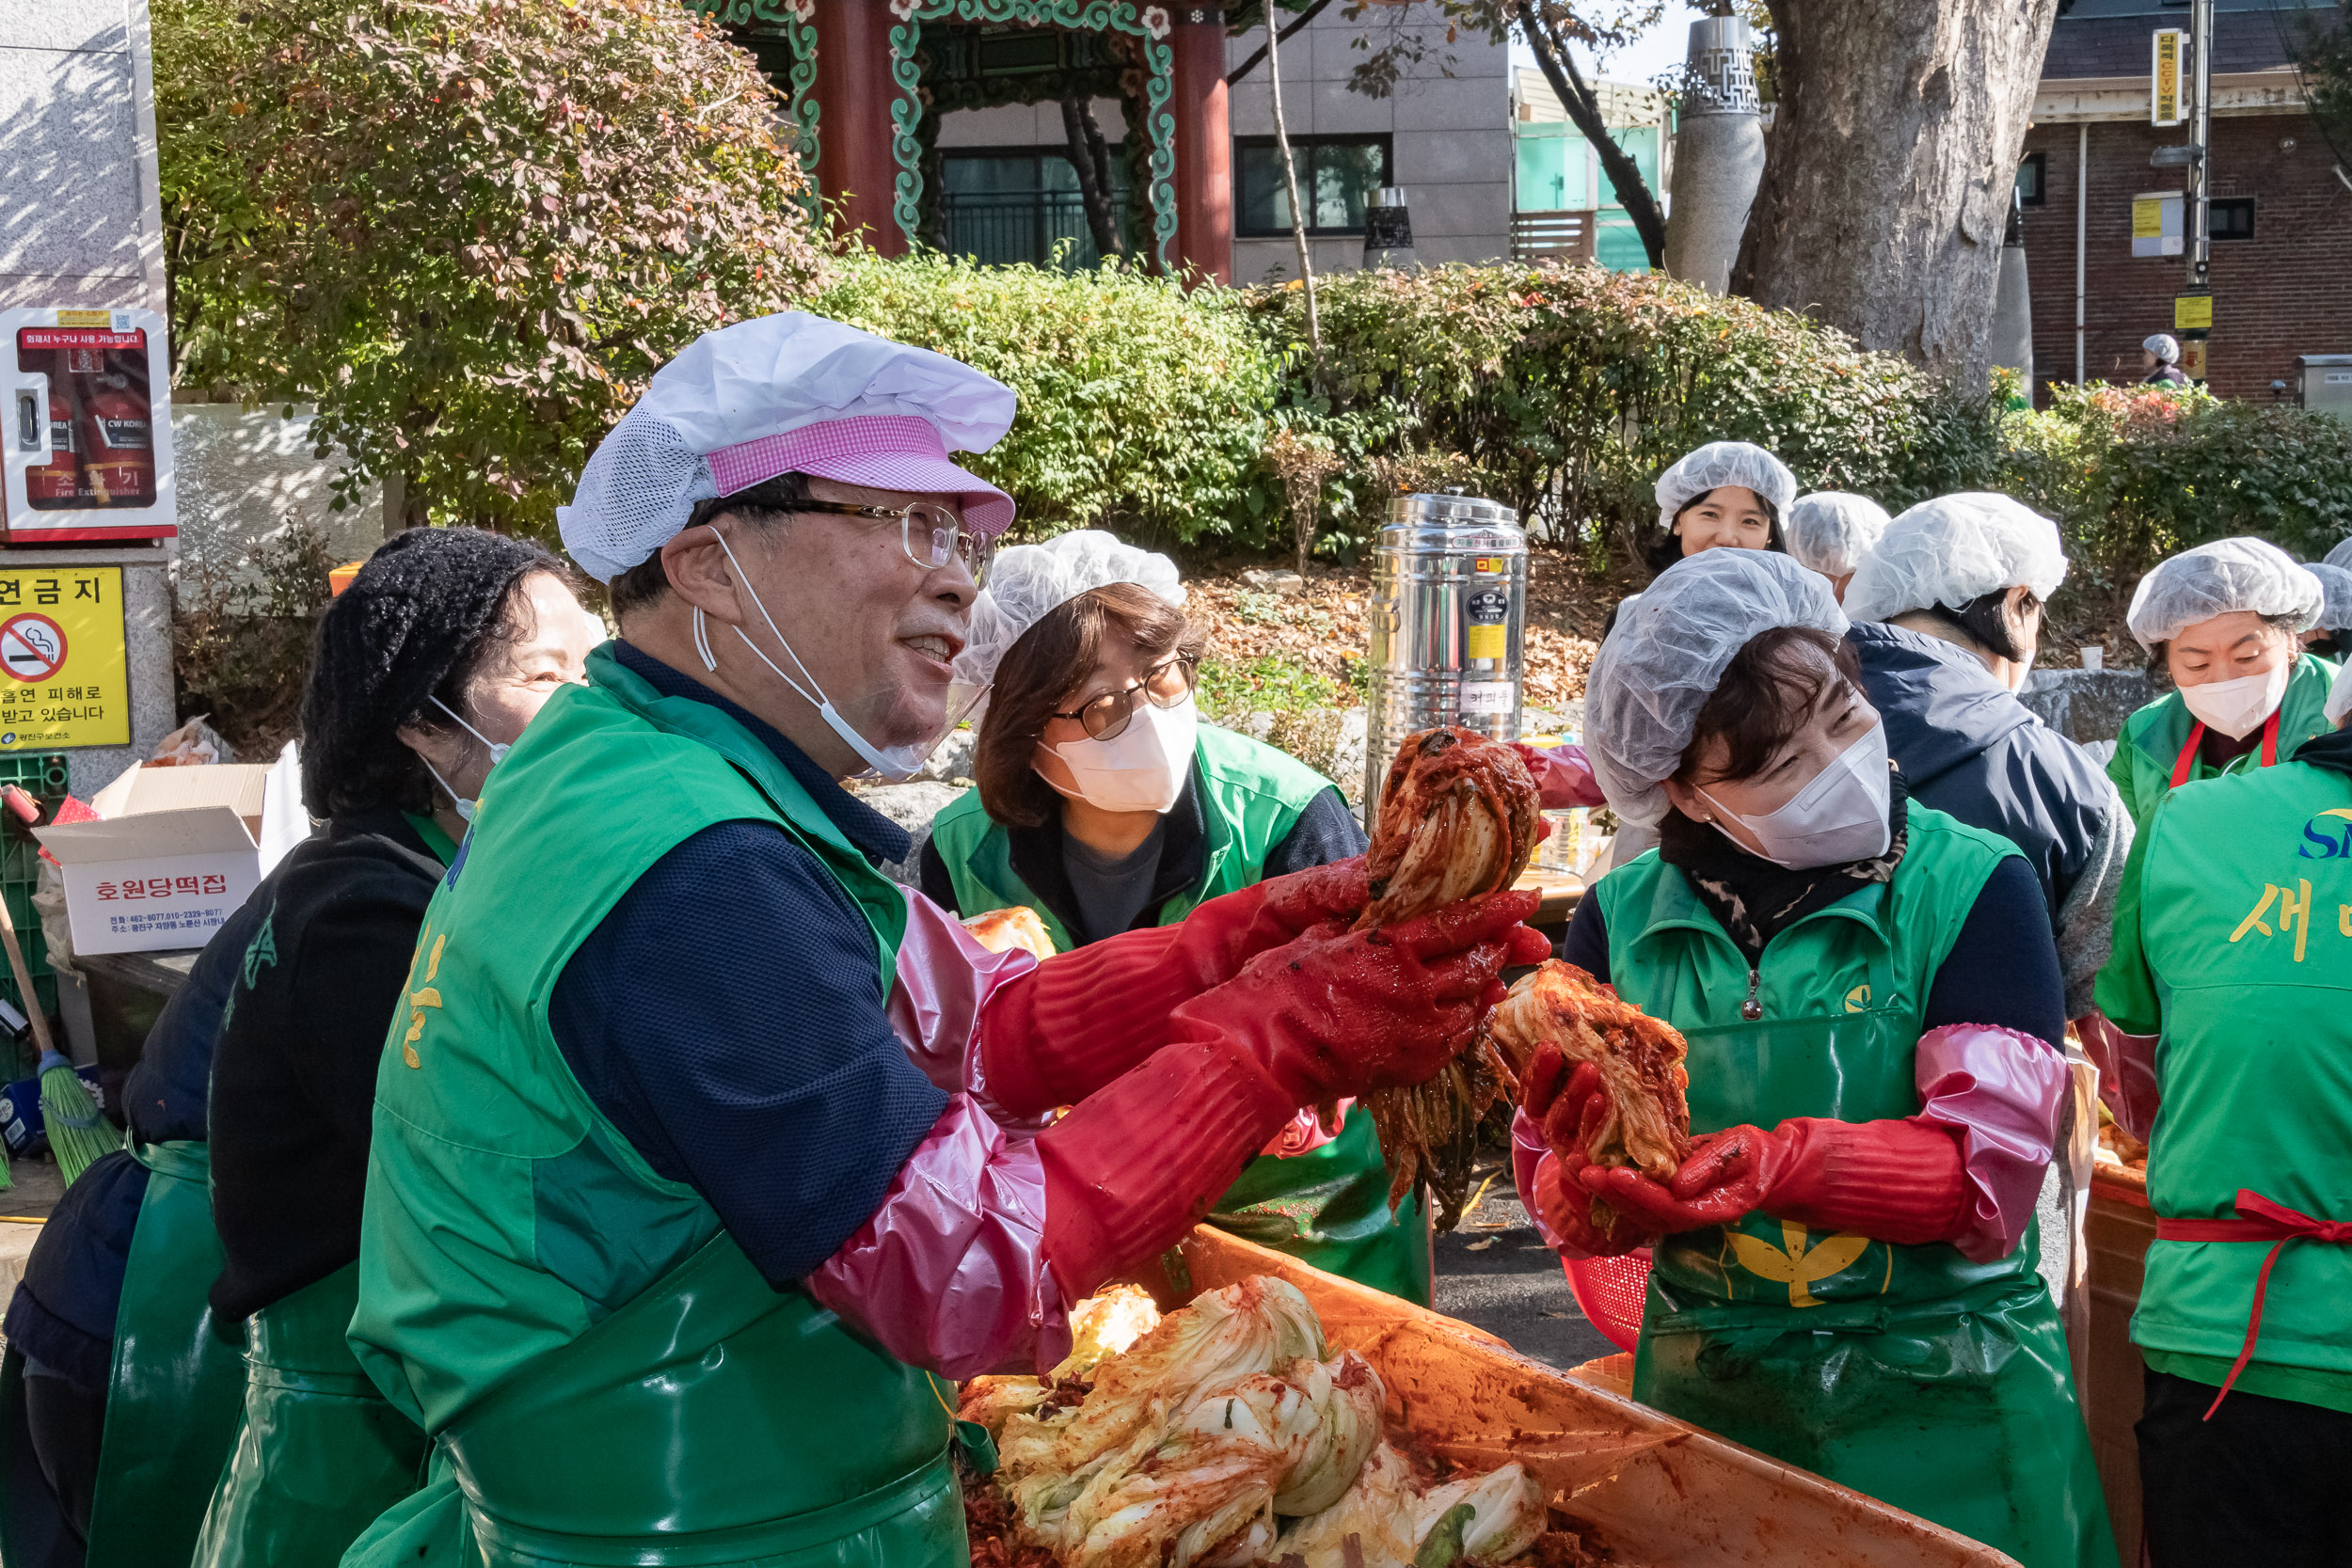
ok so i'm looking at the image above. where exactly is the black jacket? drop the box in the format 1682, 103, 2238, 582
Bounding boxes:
207, 810, 448, 1323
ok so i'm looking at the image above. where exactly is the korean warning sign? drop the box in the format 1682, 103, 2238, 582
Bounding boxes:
0, 568, 126, 750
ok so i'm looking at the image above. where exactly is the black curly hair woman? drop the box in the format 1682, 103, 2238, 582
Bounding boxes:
0, 527, 599, 1568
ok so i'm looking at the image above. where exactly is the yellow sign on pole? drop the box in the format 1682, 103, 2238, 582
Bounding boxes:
0, 567, 127, 751
2175, 294, 2214, 331
2132, 198, 2163, 239
2153, 29, 2185, 127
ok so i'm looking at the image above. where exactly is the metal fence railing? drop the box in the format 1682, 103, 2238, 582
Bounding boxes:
940, 191, 1108, 269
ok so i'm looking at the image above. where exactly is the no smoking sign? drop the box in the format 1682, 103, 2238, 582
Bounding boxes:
0, 616, 67, 684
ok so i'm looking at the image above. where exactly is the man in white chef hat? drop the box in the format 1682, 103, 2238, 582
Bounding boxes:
340, 313, 1545, 1568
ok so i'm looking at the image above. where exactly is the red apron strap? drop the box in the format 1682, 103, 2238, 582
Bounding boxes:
2153, 1188, 2352, 1419
2259, 705, 2281, 768
2169, 723, 2208, 788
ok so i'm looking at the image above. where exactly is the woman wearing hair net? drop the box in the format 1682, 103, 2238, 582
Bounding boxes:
1601, 442, 1800, 639
2092, 648, 2352, 1568
2108, 538, 2337, 836
1840, 494, 2130, 1018
1514, 549, 2116, 1568
918, 531, 1433, 1304
1782, 491, 1890, 602
2300, 560, 2352, 660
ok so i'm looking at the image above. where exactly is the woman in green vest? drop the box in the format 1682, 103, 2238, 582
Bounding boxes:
342, 313, 1547, 1568
2107, 537, 2335, 834
916, 530, 1434, 1303
1515, 548, 2116, 1568
2093, 657, 2352, 1566
191, 531, 601, 1568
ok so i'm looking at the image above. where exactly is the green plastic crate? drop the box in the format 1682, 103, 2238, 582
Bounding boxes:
0, 753, 73, 1027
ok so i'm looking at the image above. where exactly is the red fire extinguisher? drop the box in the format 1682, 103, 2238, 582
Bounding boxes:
24, 392, 82, 510
81, 380, 153, 506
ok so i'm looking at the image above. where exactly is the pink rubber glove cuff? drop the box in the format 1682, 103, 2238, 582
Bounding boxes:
1914, 1022, 2069, 1263
2074, 1009, 2160, 1144
887, 891, 1046, 1131
1510, 1107, 1573, 1253
807, 1093, 1072, 1380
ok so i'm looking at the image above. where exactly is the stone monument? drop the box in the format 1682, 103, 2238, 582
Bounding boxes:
1661, 15, 1765, 295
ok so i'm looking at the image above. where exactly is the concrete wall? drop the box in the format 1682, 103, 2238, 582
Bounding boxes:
172, 404, 385, 601
1224, 7, 1511, 281
0, 0, 167, 312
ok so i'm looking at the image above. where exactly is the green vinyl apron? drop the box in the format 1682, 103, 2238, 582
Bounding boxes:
930, 724, 1430, 1303
0, 1141, 253, 1568
189, 1264, 426, 1568
1597, 812, 2117, 1568
345, 646, 958, 1568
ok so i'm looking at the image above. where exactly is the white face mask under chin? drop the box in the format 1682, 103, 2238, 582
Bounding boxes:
2178, 662, 2290, 741
693, 532, 981, 784
1042, 696, 1198, 815
421, 695, 511, 824
1698, 721, 1894, 870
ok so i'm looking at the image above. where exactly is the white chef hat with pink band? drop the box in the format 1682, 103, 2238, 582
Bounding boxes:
559, 311, 1018, 583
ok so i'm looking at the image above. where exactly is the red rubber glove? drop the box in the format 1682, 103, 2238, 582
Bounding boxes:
979, 857, 1372, 1117
1037, 891, 1547, 1297
1511, 743, 1608, 810
1522, 1054, 1657, 1257
1581, 1117, 1971, 1244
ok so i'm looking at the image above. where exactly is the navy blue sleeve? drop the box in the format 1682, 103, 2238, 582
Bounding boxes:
1922, 855, 2066, 1047
549, 820, 950, 1286
1560, 893, 1609, 983
1262, 787, 1370, 878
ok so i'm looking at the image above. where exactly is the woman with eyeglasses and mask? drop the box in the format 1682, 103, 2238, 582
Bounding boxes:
1516, 548, 2116, 1568
918, 531, 1439, 1303
2107, 539, 2336, 838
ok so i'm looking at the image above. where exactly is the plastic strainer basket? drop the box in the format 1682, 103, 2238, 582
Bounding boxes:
1562, 1248, 1653, 1354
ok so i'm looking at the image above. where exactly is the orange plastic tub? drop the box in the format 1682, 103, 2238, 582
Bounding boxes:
1138, 1226, 2021, 1567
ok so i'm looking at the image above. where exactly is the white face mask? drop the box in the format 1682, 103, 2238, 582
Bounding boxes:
421, 695, 510, 824
1042, 694, 1198, 815
695, 531, 981, 784
2179, 662, 2290, 741
1698, 721, 1894, 870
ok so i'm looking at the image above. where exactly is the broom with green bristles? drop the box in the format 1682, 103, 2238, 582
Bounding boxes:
0, 893, 105, 1185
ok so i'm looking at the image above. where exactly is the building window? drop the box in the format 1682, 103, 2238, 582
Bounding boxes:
2210, 197, 2255, 241
2015, 152, 2046, 207
1234, 136, 1391, 237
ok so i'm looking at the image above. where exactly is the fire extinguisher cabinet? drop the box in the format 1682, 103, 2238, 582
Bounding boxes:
1, 307, 177, 545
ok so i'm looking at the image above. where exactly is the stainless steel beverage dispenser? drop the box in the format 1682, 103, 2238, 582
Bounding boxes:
1362, 491, 1527, 820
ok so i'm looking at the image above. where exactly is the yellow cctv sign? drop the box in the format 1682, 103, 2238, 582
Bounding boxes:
0, 566, 127, 750
2153, 30, 2185, 127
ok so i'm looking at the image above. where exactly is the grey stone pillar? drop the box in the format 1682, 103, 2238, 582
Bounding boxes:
1989, 190, 2034, 388
1662, 17, 1765, 294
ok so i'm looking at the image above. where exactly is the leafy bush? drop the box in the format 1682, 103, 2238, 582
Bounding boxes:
1198, 656, 1346, 716
2000, 385, 2352, 613
157, 0, 825, 536
814, 253, 1280, 543
1250, 262, 1998, 561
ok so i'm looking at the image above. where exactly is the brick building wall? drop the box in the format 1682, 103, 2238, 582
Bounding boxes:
2020, 113, 2352, 404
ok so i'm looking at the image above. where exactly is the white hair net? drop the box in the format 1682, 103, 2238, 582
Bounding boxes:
1585, 549, 1849, 831
954, 530, 1185, 715
1841, 493, 2068, 626
2144, 334, 2181, 363
557, 312, 1016, 582
2125, 538, 2324, 647
1654, 442, 1799, 533
2308, 562, 2352, 631
1783, 492, 1891, 579
2323, 537, 2352, 571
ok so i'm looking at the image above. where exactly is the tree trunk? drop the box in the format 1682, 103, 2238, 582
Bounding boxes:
1731, 0, 2060, 387
1522, 23, 1667, 269
1264, 9, 1321, 356
1059, 95, 1125, 260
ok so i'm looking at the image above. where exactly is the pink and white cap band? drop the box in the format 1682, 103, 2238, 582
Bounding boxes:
707, 414, 1017, 537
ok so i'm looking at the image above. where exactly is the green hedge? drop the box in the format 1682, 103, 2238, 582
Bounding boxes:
1249, 262, 1999, 560
813, 252, 1279, 542
2000, 385, 2352, 608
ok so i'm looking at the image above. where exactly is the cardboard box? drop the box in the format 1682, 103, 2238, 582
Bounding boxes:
34, 761, 278, 955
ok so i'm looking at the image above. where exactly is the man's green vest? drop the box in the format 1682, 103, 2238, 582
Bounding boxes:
2106, 652, 2338, 834
347, 645, 960, 1567
2109, 758, 2352, 1414
928, 722, 1333, 952
1595, 805, 2116, 1568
